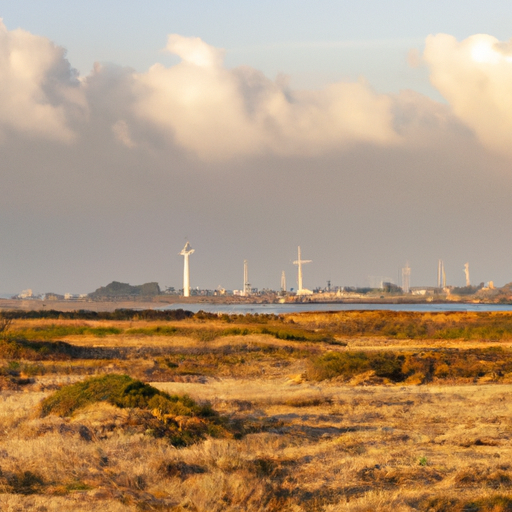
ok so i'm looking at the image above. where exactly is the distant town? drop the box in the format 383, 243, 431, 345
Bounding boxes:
9, 243, 512, 305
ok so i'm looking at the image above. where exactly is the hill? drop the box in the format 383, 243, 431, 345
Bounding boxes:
88, 281, 161, 298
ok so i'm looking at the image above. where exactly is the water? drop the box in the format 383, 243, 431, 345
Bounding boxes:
158, 302, 512, 315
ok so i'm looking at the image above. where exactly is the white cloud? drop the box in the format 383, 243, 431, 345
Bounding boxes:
166, 34, 225, 68
5, 22, 509, 164
0, 20, 86, 141
424, 33, 512, 155
112, 120, 136, 148
130, 34, 399, 160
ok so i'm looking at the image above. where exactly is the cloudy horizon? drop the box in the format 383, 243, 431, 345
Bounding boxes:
1, 4, 512, 295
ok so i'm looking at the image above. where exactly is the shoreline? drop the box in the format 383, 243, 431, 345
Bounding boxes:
0, 295, 508, 313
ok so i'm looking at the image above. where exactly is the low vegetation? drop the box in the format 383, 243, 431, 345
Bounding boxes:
9, 308, 512, 343
39, 374, 234, 446
3, 314, 335, 344
0, 309, 512, 510
287, 310, 512, 341
306, 346, 512, 383
40, 374, 206, 417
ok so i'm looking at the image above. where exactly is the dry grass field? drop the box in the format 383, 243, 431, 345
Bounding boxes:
1, 310, 512, 511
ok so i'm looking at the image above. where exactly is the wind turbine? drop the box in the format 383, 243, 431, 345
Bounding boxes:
464, 262, 470, 287
293, 246, 312, 295
180, 242, 194, 297
243, 260, 251, 296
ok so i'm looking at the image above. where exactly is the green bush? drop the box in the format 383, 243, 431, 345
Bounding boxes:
13, 325, 121, 340
39, 374, 260, 446
260, 326, 334, 343
306, 352, 371, 381
39, 374, 212, 418
0, 338, 75, 360
125, 326, 178, 336
370, 353, 405, 381
306, 347, 512, 383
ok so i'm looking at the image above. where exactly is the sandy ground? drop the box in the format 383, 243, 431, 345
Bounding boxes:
0, 295, 280, 312
0, 298, 167, 312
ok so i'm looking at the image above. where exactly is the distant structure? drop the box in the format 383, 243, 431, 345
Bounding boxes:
402, 262, 411, 294
368, 276, 393, 289
243, 260, 251, 296
437, 259, 446, 288
281, 271, 286, 292
180, 242, 194, 297
464, 262, 470, 287
293, 246, 312, 295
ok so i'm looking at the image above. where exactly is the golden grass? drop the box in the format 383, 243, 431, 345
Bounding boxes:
0, 313, 512, 510
286, 310, 512, 341
2, 380, 512, 510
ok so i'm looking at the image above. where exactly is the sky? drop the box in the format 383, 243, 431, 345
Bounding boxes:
1, 1, 512, 294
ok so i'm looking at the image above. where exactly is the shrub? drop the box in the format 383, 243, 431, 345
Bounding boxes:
306, 352, 371, 381
0, 470, 46, 495
39, 374, 212, 418
0, 339, 75, 360
260, 326, 334, 343
306, 348, 512, 383
39, 374, 234, 446
126, 326, 178, 336
421, 495, 512, 512
307, 351, 407, 382
0, 308, 194, 321
288, 311, 512, 341
370, 353, 405, 381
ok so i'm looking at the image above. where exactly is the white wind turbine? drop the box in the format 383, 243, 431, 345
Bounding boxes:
180, 242, 194, 297
293, 246, 312, 295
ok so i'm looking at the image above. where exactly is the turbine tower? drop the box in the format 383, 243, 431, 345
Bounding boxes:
243, 260, 251, 296
293, 246, 312, 295
464, 262, 470, 287
180, 242, 194, 297
281, 271, 286, 292
402, 261, 411, 294
437, 259, 446, 288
